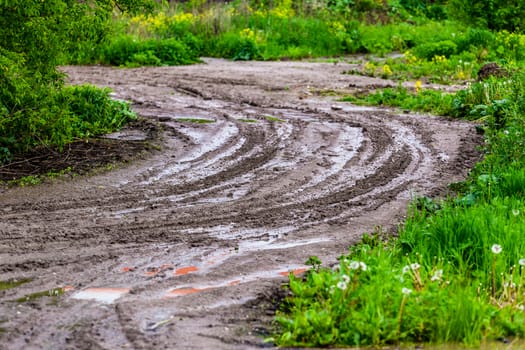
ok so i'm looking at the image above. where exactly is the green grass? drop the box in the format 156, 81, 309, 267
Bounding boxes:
238, 118, 258, 123
341, 85, 457, 116
15, 288, 64, 303
175, 117, 215, 124
0, 279, 31, 291
264, 115, 286, 123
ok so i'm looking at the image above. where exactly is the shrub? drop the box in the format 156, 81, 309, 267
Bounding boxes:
413, 40, 457, 59
0, 83, 136, 163
101, 36, 200, 66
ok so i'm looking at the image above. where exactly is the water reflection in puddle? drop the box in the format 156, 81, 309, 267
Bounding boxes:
72, 287, 130, 303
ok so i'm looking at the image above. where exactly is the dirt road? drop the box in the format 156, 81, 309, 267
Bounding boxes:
0, 59, 480, 349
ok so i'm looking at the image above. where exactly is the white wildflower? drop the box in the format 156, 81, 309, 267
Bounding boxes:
341, 274, 350, 284
402, 265, 411, 275
519, 259, 525, 266
359, 262, 368, 271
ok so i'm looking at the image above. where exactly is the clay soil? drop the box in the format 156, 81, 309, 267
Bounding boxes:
0, 59, 482, 349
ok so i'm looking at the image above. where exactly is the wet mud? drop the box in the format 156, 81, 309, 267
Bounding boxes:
0, 59, 481, 349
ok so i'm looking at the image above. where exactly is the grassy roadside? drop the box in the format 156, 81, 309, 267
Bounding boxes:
269, 71, 525, 347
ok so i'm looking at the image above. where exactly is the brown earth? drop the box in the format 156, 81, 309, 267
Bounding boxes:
0, 58, 482, 350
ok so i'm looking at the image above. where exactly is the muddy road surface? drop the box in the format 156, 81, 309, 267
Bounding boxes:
0, 59, 480, 349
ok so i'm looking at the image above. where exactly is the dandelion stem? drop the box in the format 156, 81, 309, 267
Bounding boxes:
397, 295, 408, 340
492, 255, 497, 299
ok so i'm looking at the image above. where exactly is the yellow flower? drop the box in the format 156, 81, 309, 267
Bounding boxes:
240, 28, 256, 41
382, 64, 393, 77
363, 61, 376, 76
415, 80, 422, 93
432, 55, 447, 64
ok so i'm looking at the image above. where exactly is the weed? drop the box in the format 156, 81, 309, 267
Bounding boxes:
264, 115, 286, 123
341, 85, 456, 116
15, 288, 64, 303
176, 118, 215, 124
0, 279, 31, 291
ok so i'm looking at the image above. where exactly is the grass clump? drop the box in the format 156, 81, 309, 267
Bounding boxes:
0, 279, 31, 291
264, 115, 286, 123
341, 84, 456, 116
176, 117, 215, 124
15, 288, 65, 303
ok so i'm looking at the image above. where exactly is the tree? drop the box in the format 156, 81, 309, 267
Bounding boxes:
0, 0, 155, 162
448, 0, 525, 32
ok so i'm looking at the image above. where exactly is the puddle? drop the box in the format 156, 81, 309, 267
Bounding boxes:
72, 287, 130, 303
165, 287, 210, 297
163, 265, 309, 298
174, 266, 199, 276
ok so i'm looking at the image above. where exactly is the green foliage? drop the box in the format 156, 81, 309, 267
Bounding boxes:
0, 0, 152, 162
101, 36, 200, 66
342, 85, 456, 116
58, 85, 137, 134
0, 84, 136, 161
413, 40, 457, 59
448, 0, 525, 32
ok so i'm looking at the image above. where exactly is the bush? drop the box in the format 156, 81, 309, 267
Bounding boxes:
413, 40, 457, 59
0, 83, 136, 163
58, 85, 136, 135
454, 28, 495, 53
101, 36, 200, 66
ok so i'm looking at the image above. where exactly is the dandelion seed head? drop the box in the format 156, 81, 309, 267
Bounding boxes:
402, 265, 410, 275
512, 209, 520, 217
337, 281, 348, 290
410, 263, 420, 271
519, 259, 525, 266
402, 287, 412, 295
491, 244, 502, 254
431, 269, 443, 282
341, 274, 350, 284
349, 261, 360, 270
359, 262, 368, 271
